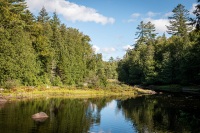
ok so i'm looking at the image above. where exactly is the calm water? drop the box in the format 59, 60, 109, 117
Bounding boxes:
0, 94, 200, 133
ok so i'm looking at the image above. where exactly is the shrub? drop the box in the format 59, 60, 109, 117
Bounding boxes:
4, 79, 21, 89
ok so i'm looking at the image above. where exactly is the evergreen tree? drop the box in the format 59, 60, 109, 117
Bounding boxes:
135, 21, 157, 46
166, 4, 193, 84
104, 57, 118, 79
135, 21, 147, 45
117, 4, 200, 86
186, 30, 200, 84
167, 4, 192, 37
117, 60, 129, 83
21, 10, 35, 31
37, 7, 50, 23
0, 0, 107, 88
191, 0, 200, 30
50, 12, 62, 84
0, 0, 38, 86
32, 7, 54, 84
127, 49, 143, 84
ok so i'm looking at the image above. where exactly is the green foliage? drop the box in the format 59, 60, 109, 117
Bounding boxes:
118, 4, 200, 86
118, 21, 157, 85
0, 2, 107, 88
135, 21, 157, 47
37, 7, 50, 23
52, 76, 63, 86
1, 1, 199, 91
0, 0, 39, 86
167, 4, 192, 37
4, 79, 21, 89
104, 57, 118, 79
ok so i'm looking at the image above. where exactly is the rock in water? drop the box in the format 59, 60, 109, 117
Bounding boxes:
32, 112, 48, 122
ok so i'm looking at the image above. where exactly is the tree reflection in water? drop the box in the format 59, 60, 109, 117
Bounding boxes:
0, 97, 112, 133
118, 94, 200, 133
0, 95, 199, 133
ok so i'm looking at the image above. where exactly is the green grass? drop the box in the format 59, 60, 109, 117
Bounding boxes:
0, 83, 154, 101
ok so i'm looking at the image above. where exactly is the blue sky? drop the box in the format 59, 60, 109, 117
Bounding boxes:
26, 0, 197, 61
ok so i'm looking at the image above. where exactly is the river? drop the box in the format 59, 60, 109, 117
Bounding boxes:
0, 94, 199, 133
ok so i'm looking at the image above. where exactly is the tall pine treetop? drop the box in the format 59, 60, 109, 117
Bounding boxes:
37, 7, 50, 23
167, 4, 192, 36
135, 21, 157, 47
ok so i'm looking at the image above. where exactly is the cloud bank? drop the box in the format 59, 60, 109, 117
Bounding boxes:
92, 45, 116, 54
101, 47, 116, 53
26, 0, 115, 25
127, 13, 141, 22
123, 45, 134, 51
128, 11, 169, 33
144, 18, 169, 33
144, 12, 169, 33
147, 11, 160, 17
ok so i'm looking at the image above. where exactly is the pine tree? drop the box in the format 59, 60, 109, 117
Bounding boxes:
135, 21, 157, 47
0, 0, 38, 86
167, 4, 192, 37
32, 7, 54, 84
191, 0, 200, 30
37, 7, 50, 23
135, 21, 147, 45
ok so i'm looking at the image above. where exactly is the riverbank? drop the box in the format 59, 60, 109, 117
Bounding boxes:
0, 85, 155, 101
143, 84, 200, 95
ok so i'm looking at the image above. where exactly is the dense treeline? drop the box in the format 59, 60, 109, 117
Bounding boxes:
2, 1, 199, 89
118, 3, 200, 85
0, 0, 110, 88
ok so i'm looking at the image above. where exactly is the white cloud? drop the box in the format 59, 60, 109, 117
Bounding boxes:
94, 46, 117, 61
144, 18, 169, 33
101, 47, 116, 54
164, 12, 173, 17
147, 11, 160, 17
92, 45, 116, 54
131, 13, 140, 18
153, 19, 169, 33
128, 13, 141, 22
26, 0, 115, 25
123, 45, 134, 51
92, 45, 100, 53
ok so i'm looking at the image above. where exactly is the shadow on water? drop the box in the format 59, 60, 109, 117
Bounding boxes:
0, 94, 199, 133
118, 94, 200, 133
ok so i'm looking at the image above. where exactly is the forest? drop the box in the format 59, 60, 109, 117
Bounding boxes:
118, 3, 200, 86
0, 0, 118, 88
0, 0, 200, 89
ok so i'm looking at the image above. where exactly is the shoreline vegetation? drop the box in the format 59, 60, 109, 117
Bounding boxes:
1, 80, 199, 102
3, 80, 199, 103
145, 84, 200, 95
0, 84, 155, 102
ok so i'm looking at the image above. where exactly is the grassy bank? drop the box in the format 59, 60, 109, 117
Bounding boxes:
146, 84, 200, 94
0, 84, 155, 101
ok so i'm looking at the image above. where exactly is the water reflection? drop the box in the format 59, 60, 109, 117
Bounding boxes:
118, 94, 200, 133
0, 95, 199, 133
89, 100, 136, 133
0, 97, 124, 133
